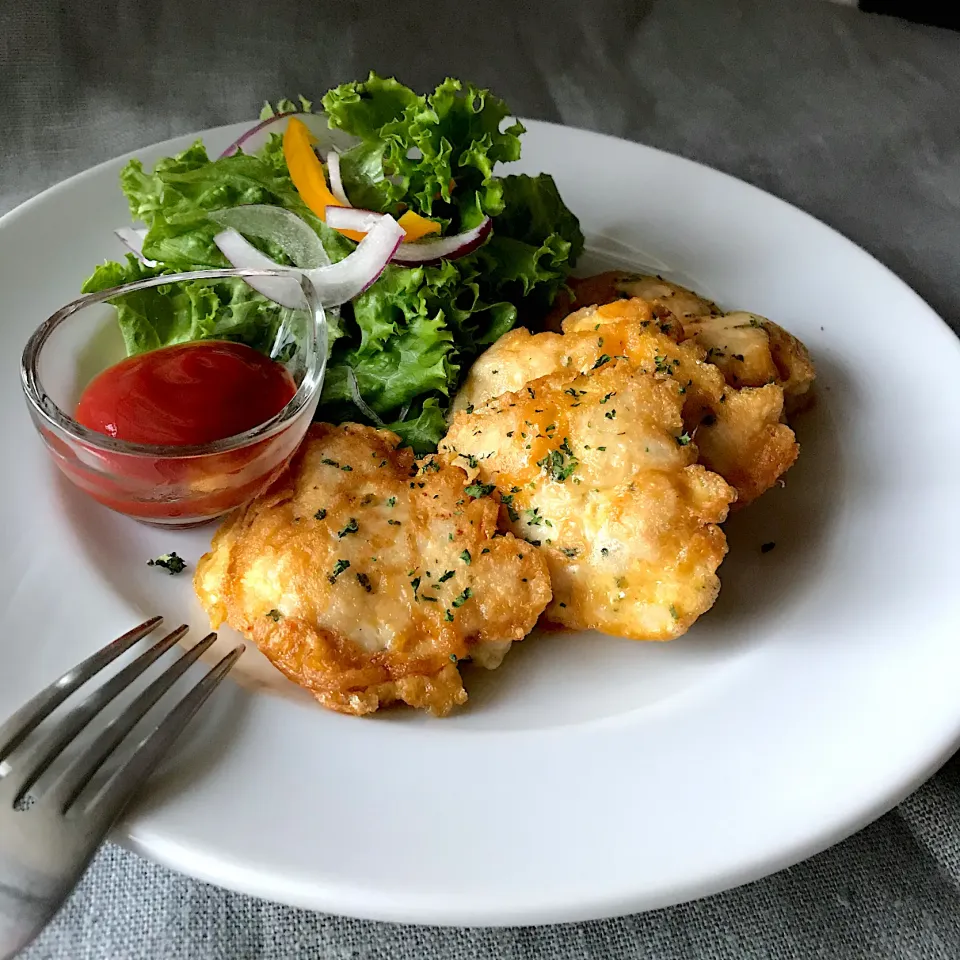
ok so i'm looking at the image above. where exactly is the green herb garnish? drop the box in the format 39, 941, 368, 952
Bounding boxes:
337, 518, 359, 538
147, 552, 186, 575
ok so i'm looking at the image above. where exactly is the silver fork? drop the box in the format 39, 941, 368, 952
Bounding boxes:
0, 617, 243, 960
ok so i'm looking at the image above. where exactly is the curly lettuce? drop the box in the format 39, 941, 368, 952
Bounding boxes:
83, 74, 583, 450
81, 255, 290, 358
324, 73, 524, 230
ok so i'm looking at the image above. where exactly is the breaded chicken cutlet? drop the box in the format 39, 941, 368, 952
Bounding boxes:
442, 359, 736, 641
549, 271, 816, 416
455, 297, 799, 505
195, 423, 551, 716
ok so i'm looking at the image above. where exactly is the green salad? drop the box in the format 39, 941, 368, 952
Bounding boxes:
82, 74, 584, 450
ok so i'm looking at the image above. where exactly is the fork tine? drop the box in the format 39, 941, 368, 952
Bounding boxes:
0, 616, 163, 764
66, 644, 243, 818
7, 625, 189, 803
54, 634, 230, 813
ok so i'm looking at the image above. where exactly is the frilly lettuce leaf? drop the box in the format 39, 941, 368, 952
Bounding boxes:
493, 173, 584, 262
384, 397, 448, 453
323, 73, 524, 226
84, 77, 584, 452
259, 95, 314, 120
120, 140, 210, 224
472, 173, 585, 317
322, 75, 419, 140
321, 310, 456, 415
256, 132, 290, 178
81, 254, 287, 357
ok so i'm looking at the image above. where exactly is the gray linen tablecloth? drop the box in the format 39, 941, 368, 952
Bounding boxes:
4, 0, 960, 956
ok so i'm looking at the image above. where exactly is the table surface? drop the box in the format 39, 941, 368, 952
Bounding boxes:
4, 0, 960, 957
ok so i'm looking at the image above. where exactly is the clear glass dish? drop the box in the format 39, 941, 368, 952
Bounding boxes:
20, 267, 326, 527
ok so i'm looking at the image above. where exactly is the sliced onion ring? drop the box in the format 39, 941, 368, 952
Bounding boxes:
213, 230, 304, 308
209, 205, 330, 268
214, 214, 403, 308
391, 216, 492, 264
218, 112, 340, 159
303, 214, 404, 305
114, 226, 157, 266
326, 151, 352, 207
219, 112, 291, 158
324, 207, 493, 264
325, 207, 384, 233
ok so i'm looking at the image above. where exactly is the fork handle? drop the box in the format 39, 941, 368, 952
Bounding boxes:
0, 873, 78, 960
0, 639, 242, 958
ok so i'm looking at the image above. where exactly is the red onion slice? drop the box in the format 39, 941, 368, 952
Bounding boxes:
346, 368, 384, 426
303, 214, 404, 305
325, 207, 384, 233
208, 205, 330, 268
324, 208, 493, 264
391, 216, 492, 264
219, 112, 291, 158
214, 214, 403, 308
114, 226, 157, 266
326, 151, 352, 207
213, 229, 304, 308
218, 112, 348, 159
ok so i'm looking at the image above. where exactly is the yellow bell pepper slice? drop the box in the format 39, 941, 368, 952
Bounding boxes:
283, 117, 364, 241
283, 116, 441, 244
397, 210, 441, 242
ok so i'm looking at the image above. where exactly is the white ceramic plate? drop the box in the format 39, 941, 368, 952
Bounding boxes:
2, 119, 959, 927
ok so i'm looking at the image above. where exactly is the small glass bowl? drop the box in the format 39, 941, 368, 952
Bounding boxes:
21, 267, 327, 527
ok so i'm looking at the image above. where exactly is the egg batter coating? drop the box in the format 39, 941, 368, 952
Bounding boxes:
549, 272, 815, 415
579, 271, 721, 322
195, 423, 551, 716
682, 310, 815, 415
543, 270, 719, 331
442, 361, 735, 640
455, 298, 798, 505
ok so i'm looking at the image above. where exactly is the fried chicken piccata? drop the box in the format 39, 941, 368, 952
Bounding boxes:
444, 358, 736, 640
196, 423, 551, 716
195, 273, 815, 715
547, 271, 815, 415
456, 296, 802, 506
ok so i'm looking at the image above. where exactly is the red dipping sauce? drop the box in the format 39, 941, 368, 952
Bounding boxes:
58, 341, 299, 524
76, 341, 295, 446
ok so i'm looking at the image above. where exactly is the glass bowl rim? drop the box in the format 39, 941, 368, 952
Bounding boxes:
20, 266, 325, 459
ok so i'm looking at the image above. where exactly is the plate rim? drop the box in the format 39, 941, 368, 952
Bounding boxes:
4, 117, 960, 926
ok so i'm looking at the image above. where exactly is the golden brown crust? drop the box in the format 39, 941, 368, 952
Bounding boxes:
195, 423, 551, 716
680, 311, 815, 412
610, 273, 721, 320
681, 312, 780, 388
762, 319, 817, 415
543, 271, 720, 332
453, 297, 797, 505
545, 273, 816, 420
695, 385, 799, 506
443, 361, 735, 641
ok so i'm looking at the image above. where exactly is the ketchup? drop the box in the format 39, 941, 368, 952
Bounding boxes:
76, 341, 295, 446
